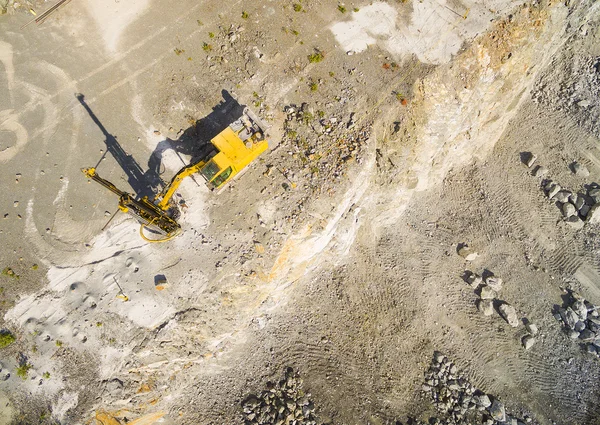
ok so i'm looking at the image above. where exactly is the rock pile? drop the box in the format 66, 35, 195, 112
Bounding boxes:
422, 352, 533, 425
522, 152, 600, 229
555, 291, 600, 358
241, 367, 323, 425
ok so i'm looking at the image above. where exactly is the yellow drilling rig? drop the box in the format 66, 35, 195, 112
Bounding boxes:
83, 108, 269, 242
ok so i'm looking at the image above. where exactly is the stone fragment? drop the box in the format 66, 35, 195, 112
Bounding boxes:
572, 193, 585, 210
475, 394, 491, 408
579, 329, 597, 342
574, 321, 586, 332
572, 300, 588, 321
568, 330, 580, 339
154, 275, 169, 291
565, 215, 585, 229
479, 286, 496, 300
588, 188, 600, 204
572, 162, 590, 177
522, 335, 536, 350
547, 184, 561, 199
586, 344, 597, 355
526, 323, 538, 335
498, 303, 519, 327
466, 272, 483, 289
562, 307, 579, 329
478, 299, 494, 316
580, 204, 591, 217
562, 202, 577, 217
587, 204, 600, 224
485, 276, 503, 291
458, 245, 478, 261
490, 400, 506, 422
554, 190, 572, 203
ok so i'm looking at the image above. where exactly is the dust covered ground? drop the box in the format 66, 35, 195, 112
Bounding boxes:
1, 0, 600, 424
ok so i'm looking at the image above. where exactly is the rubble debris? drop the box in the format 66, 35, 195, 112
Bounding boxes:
484, 276, 503, 292
556, 291, 600, 358
422, 352, 532, 424
154, 275, 169, 291
241, 367, 322, 425
465, 272, 483, 289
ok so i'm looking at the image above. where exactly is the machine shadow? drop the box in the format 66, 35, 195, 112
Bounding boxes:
145, 90, 246, 191
78, 90, 246, 199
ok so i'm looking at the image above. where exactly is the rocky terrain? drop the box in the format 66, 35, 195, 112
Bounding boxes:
1, 0, 600, 424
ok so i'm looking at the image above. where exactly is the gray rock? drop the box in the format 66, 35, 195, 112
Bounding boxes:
0, 369, 9, 381
499, 303, 519, 327
573, 194, 586, 210
478, 299, 494, 316
568, 330, 580, 339
589, 188, 600, 204
586, 344, 597, 355
587, 204, 600, 224
466, 273, 483, 289
475, 394, 491, 408
579, 329, 597, 342
562, 202, 577, 217
562, 307, 579, 329
547, 184, 561, 199
555, 190, 573, 203
522, 335, 536, 350
573, 300, 588, 321
572, 162, 590, 177
490, 400, 506, 422
580, 204, 591, 217
574, 321, 586, 332
565, 215, 585, 229
485, 276, 503, 291
526, 323, 539, 335
479, 285, 497, 300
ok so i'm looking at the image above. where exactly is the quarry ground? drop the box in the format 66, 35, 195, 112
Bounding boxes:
1, 0, 600, 424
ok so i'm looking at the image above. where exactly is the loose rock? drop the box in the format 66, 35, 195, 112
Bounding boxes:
554, 190, 572, 203
490, 400, 506, 422
485, 276, 503, 291
522, 335, 536, 350
479, 285, 497, 300
562, 202, 576, 217
571, 162, 590, 177
478, 299, 494, 316
458, 244, 478, 261
498, 303, 519, 327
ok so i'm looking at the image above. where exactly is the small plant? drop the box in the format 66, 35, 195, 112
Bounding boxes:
309, 82, 318, 92
241, 11, 249, 19
208, 32, 215, 38
329, 71, 335, 77
291, 29, 299, 36
317, 110, 325, 118
16, 362, 32, 379
338, 4, 347, 13
308, 50, 324, 63
202, 42, 213, 52
55, 340, 63, 347
293, 3, 302, 12
2, 267, 19, 279
31, 264, 38, 270
174, 48, 185, 56
43, 371, 50, 379
353, 7, 360, 12
32, 344, 38, 353
395, 92, 404, 100
0, 331, 15, 348
96, 322, 102, 327
196, 19, 203, 26
286, 130, 298, 139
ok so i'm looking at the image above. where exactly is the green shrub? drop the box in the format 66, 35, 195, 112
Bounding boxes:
0, 331, 15, 348
16, 363, 32, 379
308, 51, 324, 63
